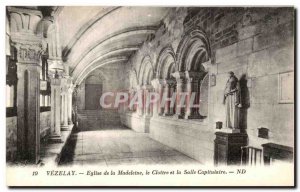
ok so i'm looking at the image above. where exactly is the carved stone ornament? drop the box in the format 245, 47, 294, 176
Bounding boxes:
12, 42, 43, 64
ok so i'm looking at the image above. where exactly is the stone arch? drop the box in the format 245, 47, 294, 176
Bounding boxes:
36, 17, 54, 38
156, 46, 176, 79
142, 62, 154, 85
85, 74, 105, 84
129, 68, 139, 88
176, 27, 211, 72
138, 55, 154, 85
83, 69, 107, 84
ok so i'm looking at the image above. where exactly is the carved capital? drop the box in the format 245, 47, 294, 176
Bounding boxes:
12, 42, 42, 64
167, 79, 177, 87
150, 79, 159, 89
171, 71, 185, 84
171, 71, 185, 80
50, 76, 61, 86
8, 7, 43, 35
185, 71, 204, 83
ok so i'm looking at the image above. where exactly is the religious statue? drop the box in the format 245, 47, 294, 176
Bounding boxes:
223, 71, 241, 129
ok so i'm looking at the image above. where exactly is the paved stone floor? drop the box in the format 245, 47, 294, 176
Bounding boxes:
59, 125, 199, 166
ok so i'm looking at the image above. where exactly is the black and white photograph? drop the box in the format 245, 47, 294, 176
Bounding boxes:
4, 3, 295, 187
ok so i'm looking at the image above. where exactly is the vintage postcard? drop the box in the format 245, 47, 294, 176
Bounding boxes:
5, 5, 295, 187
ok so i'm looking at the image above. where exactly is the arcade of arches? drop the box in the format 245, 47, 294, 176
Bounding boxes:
6, 6, 294, 165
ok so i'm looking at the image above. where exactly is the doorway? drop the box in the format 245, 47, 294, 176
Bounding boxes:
85, 84, 102, 110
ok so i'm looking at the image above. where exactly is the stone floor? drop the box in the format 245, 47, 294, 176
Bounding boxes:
40, 126, 73, 165
59, 125, 199, 166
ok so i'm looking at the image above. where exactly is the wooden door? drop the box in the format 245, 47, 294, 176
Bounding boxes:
85, 84, 102, 110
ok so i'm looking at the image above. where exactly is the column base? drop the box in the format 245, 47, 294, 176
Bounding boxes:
48, 134, 63, 143
163, 112, 174, 116
184, 113, 202, 119
68, 122, 74, 126
173, 114, 184, 119
61, 124, 71, 131
143, 114, 152, 118
152, 113, 159, 117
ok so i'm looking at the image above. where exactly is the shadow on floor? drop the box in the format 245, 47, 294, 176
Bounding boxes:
59, 125, 129, 165
58, 129, 79, 166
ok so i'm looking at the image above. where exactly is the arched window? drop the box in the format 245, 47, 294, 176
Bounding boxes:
138, 56, 155, 116
175, 27, 211, 119
156, 47, 176, 116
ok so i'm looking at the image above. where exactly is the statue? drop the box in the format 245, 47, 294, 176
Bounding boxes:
223, 71, 241, 129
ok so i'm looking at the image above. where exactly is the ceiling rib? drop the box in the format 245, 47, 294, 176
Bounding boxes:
75, 56, 128, 85
70, 26, 157, 73
62, 6, 121, 58
72, 45, 140, 79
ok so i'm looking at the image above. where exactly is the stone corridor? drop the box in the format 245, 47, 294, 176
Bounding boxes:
5, 6, 294, 167
59, 125, 199, 166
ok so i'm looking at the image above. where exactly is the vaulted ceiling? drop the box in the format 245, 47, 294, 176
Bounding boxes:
54, 6, 171, 84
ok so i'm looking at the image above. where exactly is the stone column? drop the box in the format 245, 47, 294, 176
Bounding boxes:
15, 43, 42, 163
8, 6, 44, 163
171, 71, 186, 119
142, 84, 147, 116
136, 85, 143, 116
48, 75, 63, 143
157, 81, 164, 116
72, 85, 79, 126
162, 79, 176, 116
128, 88, 134, 111
184, 71, 204, 119
162, 79, 170, 116
67, 85, 74, 125
150, 79, 160, 117
143, 84, 153, 117
61, 86, 69, 131
147, 86, 154, 116
169, 80, 176, 116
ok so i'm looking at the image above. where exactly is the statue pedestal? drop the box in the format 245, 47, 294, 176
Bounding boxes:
220, 128, 240, 133
214, 131, 248, 166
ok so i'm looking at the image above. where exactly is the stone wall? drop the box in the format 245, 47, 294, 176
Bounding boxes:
6, 111, 51, 161
75, 63, 127, 128
121, 7, 294, 164
76, 63, 127, 110
120, 113, 151, 133
6, 116, 17, 161
207, 8, 294, 148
